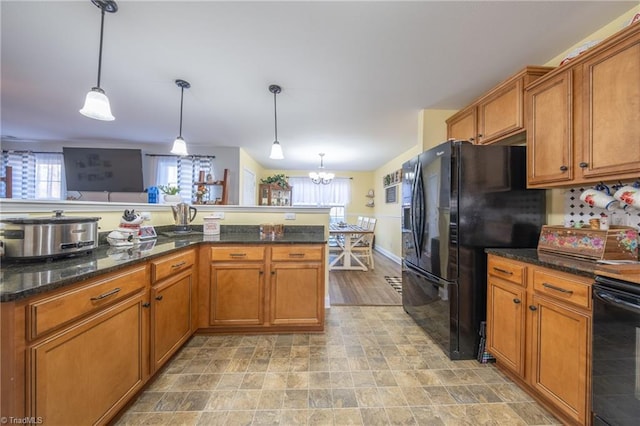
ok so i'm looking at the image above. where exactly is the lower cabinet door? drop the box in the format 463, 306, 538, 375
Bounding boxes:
151, 271, 193, 372
210, 264, 264, 326
28, 292, 147, 425
486, 277, 526, 377
529, 295, 590, 425
270, 263, 323, 326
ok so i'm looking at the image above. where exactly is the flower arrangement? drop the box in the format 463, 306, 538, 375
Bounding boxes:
158, 184, 180, 195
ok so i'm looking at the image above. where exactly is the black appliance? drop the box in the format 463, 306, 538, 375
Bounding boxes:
401, 140, 546, 359
592, 276, 640, 425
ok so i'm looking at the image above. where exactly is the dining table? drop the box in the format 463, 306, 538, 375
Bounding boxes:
328, 223, 373, 271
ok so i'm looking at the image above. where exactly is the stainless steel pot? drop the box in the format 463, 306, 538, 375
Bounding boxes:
0, 210, 100, 259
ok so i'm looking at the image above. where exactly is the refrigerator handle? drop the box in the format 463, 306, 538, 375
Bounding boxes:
411, 161, 425, 256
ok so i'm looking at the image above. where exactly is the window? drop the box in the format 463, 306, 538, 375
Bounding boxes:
288, 176, 351, 223
149, 155, 215, 202
1, 151, 65, 199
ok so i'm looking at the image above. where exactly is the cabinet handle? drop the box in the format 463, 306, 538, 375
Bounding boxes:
271, 271, 276, 275
229, 253, 247, 258
477, 134, 483, 138
559, 165, 568, 172
171, 261, 187, 269
529, 305, 538, 311
155, 295, 163, 301
142, 302, 151, 308
542, 282, 574, 294
90, 287, 121, 301
493, 267, 513, 276
469, 137, 475, 142
513, 298, 521, 304
579, 162, 588, 168
288, 253, 305, 258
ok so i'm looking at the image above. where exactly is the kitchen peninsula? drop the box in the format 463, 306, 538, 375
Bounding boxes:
0, 199, 329, 425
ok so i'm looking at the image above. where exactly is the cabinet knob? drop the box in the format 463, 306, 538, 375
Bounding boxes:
478, 134, 483, 138
579, 162, 588, 168
513, 298, 521, 304
155, 295, 163, 301
142, 302, 150, 308
529, 305, 538, 311
469, 137, 475, 142
559, 165, 568, 172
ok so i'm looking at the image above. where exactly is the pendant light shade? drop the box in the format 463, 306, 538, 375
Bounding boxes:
269, 84, 284, 160
79, 0, 117, 121
171, 79, 191, 156
309, 153, 335, 185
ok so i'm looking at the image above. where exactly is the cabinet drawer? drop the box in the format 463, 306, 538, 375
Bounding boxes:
271, 246, 323, 262
151, 249, 196, 282
28, 265, 147, 340
210, 246, 265, 262
487, 257, 525, 286
532, 269, 591, 309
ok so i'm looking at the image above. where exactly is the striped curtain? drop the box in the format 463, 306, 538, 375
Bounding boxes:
2, 151, 37, 199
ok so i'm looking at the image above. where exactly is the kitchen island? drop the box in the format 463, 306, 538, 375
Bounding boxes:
0, 225, 326, 425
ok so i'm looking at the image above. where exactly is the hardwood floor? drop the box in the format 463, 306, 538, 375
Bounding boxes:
328, 251, 402, 306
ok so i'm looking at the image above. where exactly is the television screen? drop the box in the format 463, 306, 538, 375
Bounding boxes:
63, 147, 144, 192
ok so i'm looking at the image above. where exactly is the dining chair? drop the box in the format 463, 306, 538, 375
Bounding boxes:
355, 216, 364, 227
351, 217, 376, 269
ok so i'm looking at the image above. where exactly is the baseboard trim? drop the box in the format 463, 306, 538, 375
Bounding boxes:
374, 246, 401, 264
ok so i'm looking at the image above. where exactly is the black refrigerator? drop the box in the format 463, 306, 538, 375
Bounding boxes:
401, 140, 545, 360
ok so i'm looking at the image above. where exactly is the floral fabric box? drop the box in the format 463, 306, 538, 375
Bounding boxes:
537, 225, 639, 261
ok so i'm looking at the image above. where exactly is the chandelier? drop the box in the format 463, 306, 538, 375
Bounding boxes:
309, 153, 335, 185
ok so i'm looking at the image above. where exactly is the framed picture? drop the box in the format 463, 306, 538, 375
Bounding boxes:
385, 185, 398, 203
139, 225, 157, 239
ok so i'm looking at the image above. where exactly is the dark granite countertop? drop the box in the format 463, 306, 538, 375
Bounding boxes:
1, 225, 325, 302
485, 248, 598, 278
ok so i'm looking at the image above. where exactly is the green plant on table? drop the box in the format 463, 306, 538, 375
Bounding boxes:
158, 184, 180, 195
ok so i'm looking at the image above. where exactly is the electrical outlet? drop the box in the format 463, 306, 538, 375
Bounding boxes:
210, 212, 225, 219
284, 212, 296, 220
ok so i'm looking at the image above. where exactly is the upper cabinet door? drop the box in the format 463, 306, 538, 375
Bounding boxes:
446, 105, 477, 143
477, 78, 523, 145
526, 70, 574, 186
580, 32, 640, 179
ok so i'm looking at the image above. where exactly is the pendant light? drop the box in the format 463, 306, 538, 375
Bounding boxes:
79, 0, 118, 121
171, 79, 191, 156
309, 153, 335, 185
269, 84, 284, 160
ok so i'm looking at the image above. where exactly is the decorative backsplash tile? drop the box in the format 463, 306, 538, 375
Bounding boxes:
564, 187, 640, 231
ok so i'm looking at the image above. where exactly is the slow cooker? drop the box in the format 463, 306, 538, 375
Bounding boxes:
0, 210, 100, 259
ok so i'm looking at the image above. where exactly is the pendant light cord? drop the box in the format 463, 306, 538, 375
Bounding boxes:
96, 7, 105, 88
179, 86, 184, 138
273, 90, 278, 142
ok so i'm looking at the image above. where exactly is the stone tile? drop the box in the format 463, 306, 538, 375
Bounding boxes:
224, 410, 254, 425
287, 371, 310, 388
195, 373, 222, 390
204, 359, 231, 374
466, 384, 503, 403
508, 401, 559, 425
309, 371, 331, 388
252, 409, 281, 425
146, 374, 178, 392
309, 388, 332, 408
289, 357, 310, 372
128, 391, 165, 412
332, 388, 358, 408
216, 373, 244, 390
283, 389, 309, 409
231, 389, 261, 410
378, 386, 409, 407
139, 412, 175, 424
153, 391, 189, 411
196, 410, 228, 426
359, 407, 390, 425
263, 372, 288, 389
372, 370, 398, 387
400, 386, 431, 406
393, 370, 422, 387
354, 388, 382, 408
351, 371, 376, 387
422, 385, 457, 404
170, 374, 201, 391
280, 409, 310, 424
257, 389, 285, 410
240, 372, 265, 390
446, 385, 479, 404
411, 406, 446, 425
386, 406, 418, 425
490, 383, 535, 402
177, 391, 211, 411
308, 408, 334, 425
205, 390, 236, 410
332, 408, 363, 425
330, 371, 354, 388
225, 358, 251, 373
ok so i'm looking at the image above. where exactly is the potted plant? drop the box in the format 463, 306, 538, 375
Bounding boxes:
159, 184, 182, 202
260, 174, 290, 189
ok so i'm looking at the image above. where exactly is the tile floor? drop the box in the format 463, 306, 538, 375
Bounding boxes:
115, 306, 561, 425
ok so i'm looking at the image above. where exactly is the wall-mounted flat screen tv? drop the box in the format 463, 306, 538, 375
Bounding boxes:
63, 147, 144, 192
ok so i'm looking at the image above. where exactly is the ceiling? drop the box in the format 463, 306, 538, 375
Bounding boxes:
1, 1, 636, 172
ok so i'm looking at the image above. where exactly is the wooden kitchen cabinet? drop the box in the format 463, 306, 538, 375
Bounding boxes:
24, 265, 149, 425
269, 245, 325, 328
208, 246, 266, 327
526, 22, 640, 187
203, 244, 325, 332
486, 255, 592, 426
447, 66, 553, 145
149, 249, 196, 373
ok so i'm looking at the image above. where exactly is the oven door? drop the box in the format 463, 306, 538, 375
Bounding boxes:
592, 278, 640, 426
